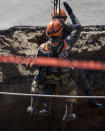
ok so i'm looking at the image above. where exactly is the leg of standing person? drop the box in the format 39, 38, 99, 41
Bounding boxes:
71, 68, 102, 108
61, 76, 77, 121
39, 84, 55, 116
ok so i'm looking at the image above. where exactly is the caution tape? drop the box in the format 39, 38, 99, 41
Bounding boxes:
0, 55, 105, 70
0, 91, 105, 99
0, 55, 33, 65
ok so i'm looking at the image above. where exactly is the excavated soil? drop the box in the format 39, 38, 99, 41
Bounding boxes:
0, 25, 105, 131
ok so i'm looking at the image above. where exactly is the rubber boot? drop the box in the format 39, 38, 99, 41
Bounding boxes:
39, 99, 51, 116
89, 99, 102, 108
63, 102, 76, 122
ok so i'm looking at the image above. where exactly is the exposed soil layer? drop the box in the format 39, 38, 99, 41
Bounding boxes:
0, 25, 105, 131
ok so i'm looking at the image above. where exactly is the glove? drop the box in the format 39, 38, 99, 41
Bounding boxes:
63, 2, 73, 16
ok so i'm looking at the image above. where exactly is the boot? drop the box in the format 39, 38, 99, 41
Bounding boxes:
63, 102, 76, 122
39, 99, 51, 116
89, 99, 102, 108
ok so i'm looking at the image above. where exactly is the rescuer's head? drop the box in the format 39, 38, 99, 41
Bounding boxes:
47, 19, 64, 45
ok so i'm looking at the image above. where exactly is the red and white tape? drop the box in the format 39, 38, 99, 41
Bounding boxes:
0, 55, 105, 70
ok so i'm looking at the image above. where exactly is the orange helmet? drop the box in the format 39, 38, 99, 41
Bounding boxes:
47, 20, 64, 37
51, 8, 67, 22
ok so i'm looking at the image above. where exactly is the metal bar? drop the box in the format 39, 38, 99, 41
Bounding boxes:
55, 0, 58, 15
59, 0, 60, 16
54, 0, 56, 15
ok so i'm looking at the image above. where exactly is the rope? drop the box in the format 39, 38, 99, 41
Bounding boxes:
0, 92, 105, 99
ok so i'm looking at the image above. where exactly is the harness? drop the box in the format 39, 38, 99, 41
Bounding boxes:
39, 40, 71, 82
43, 70, 71, 81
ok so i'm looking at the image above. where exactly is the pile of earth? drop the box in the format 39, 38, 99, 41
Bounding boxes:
0, 25, 105, 131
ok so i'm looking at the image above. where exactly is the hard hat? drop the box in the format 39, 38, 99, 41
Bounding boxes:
47, 20, 64, 37
51, 8, 67, 22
